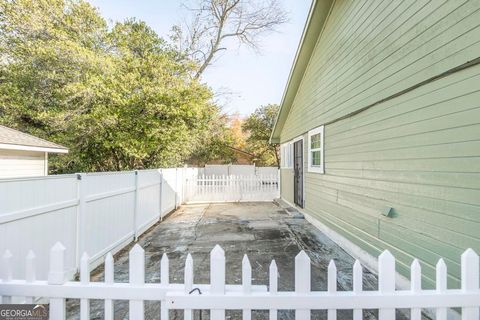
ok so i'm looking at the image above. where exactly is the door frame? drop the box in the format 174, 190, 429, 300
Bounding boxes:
291, 135, 305, 208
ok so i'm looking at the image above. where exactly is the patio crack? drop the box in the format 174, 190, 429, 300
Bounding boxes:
168, 204, 212, 283
191, 203, 211, 242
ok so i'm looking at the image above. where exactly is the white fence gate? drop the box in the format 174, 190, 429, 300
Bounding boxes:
184, 174, 280, 203
1, 243, 479, 320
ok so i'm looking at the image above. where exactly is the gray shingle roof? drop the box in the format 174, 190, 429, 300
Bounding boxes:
0, 125, 68, 152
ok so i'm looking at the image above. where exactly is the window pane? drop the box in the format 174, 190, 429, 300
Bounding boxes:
311, 133, 321, 149
311, 150, 321, 166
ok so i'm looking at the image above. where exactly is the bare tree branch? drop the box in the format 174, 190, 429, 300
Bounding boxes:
172, 0, 288, 79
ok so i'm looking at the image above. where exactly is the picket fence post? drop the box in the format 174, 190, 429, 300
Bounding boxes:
212, 174, 216, 200
212, 174, 216, 201
378, 250, 395, 320
104, 252, 114, 320
410, 259, 421, 320
352, 260, 362, 320
184, 254, 193, 320
269, 260, 278, 320
25, 250, 36, 304
48, 242, 67, 320
327, 260, 337, 320
211, 245, 225, 320
461, 249, 479, 320
295, 250, 310, 320
80, 252, 90, 320
436, 259, 447, 320
129, 244, 145, 319
1, 250, 13, 304
161, 253, 169, 320
242, 254, 252, 320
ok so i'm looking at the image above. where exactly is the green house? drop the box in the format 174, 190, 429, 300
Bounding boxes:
271, 0, 480, 288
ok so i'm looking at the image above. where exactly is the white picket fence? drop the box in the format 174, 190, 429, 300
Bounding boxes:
1, 244, 479, 320
184, 174, 280, 203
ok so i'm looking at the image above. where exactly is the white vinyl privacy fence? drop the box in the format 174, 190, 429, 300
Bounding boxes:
1, 243, 479, 320
202, 164, 278, 177
0, 168, 197, 281
0, 167, 278, 282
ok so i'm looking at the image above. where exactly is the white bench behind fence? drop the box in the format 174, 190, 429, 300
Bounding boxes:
1, 244, 479, 320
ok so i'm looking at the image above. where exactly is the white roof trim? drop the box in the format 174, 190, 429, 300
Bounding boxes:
0, 143, 69, 154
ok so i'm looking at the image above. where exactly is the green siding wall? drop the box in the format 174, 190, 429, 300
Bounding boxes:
281, 0, 480, 140
280, 169, 295, 205
279, 0, 480, 288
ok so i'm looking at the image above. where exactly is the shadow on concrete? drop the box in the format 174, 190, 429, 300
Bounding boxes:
67, 202, 414, 320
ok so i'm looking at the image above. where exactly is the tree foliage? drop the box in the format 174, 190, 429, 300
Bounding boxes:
242, 104, 279, 167
187, 113, 237, 166
0, 0, 220, 172
227, 113, 247, 149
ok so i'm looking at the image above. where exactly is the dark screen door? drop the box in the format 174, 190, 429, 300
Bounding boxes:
294, 139, 304, 208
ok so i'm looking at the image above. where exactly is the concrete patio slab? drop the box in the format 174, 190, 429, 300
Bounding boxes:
66, 202, 412, 320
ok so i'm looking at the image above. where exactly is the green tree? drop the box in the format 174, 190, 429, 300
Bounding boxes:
0, 0, 108, 135
242, 104, 280, 167
188, 112, 237, 166
62, 19, 216, 171
0, 0, 219, 173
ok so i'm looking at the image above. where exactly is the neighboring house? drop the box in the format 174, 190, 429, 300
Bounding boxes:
0, 125, 68, 178
271, 0, 480, 288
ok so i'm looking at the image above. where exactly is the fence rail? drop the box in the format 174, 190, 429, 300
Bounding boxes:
202, 164, 278, 176
0, 168, 196, 281
1, 243, 478, 320
0, 167, 279, 282
184, 174, 280, 203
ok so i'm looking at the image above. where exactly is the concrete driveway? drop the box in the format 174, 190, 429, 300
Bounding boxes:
66, 202, 400, 320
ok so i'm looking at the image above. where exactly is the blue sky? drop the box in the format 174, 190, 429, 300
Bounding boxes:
87, 0, 311, 115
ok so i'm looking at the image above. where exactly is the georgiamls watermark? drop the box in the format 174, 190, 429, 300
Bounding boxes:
0, 304, 48, 320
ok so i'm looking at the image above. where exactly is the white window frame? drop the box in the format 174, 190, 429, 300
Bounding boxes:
287, 141, 293, 168
280, 141, 294, 169
308, 125, 325, 174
